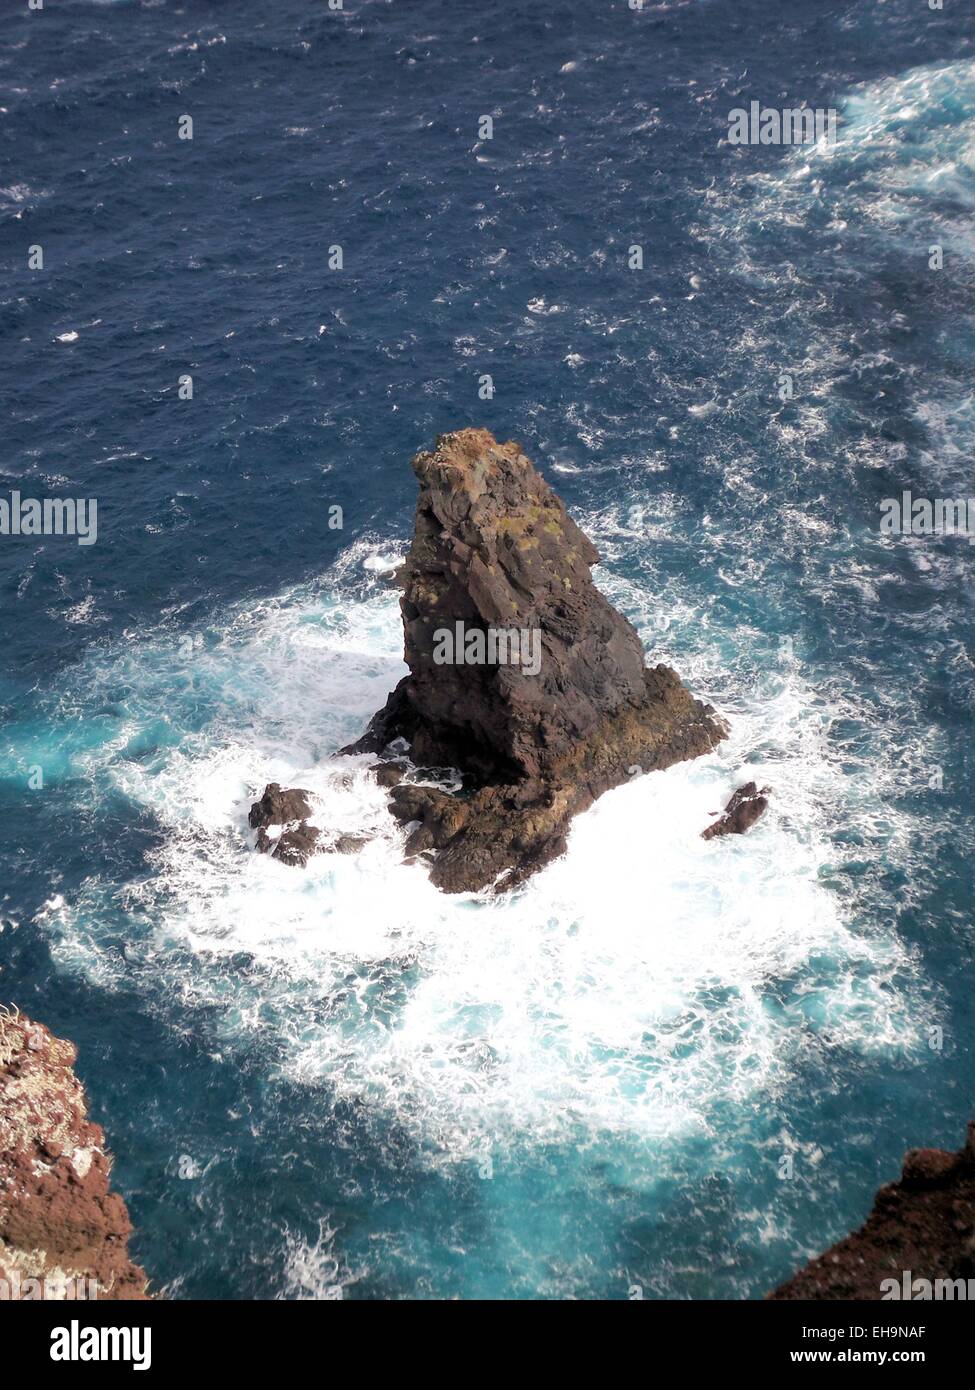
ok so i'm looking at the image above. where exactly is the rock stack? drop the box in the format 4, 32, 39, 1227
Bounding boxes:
344, 428, 727, 892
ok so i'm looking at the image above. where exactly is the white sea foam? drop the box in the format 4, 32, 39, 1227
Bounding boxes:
710, 59, 975, 262
36, 536, 928, 1172
277, 1221, 362, 1301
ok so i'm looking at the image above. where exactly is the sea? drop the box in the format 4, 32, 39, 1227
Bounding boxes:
1, 0, 973, 1299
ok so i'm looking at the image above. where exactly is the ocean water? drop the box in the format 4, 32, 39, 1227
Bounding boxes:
1, 0, 973, 1300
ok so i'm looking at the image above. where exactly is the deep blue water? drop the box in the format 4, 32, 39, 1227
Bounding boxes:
1, 0, 974, 1299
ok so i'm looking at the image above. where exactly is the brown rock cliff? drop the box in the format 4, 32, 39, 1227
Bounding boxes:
0, 1008, 150, 1301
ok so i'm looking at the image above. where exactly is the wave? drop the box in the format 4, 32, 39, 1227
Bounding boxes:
30, 538, 929, 1174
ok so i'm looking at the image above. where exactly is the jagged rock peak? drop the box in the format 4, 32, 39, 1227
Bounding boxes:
344, 428, 727, 893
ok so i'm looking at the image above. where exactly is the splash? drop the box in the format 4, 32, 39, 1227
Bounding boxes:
33, 538, 927, 1172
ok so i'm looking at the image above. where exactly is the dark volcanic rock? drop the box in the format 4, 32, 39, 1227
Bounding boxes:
344, 428, 727, 892
372, 762, 406, 788
250, 782, 323, 865
248, 782, 313, 830
0, 1010, 151, 1300
701, 781, 771, 840
770, 1124, 975, 1300
249, 781, 376, 865
270, 821, 322, 867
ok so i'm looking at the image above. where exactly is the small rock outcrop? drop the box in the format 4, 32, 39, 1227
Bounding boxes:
770, 1124, 975, 1300
344, 428, 727, 893
248, 783, 313, 830
701, 781, 771, 840
249, 782, 322, 865
0, 1009, 150, 1300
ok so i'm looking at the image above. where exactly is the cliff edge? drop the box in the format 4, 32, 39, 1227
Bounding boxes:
0, 1008, 150, 1301
770, 1124, 975, 1300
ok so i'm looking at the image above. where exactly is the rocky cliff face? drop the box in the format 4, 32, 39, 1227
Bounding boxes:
345, 428, 727, 892
770, 1124, 975, 1300
0, 1009, 150, 1301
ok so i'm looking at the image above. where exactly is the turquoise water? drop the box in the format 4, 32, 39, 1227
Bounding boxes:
1, 0, 973, 1298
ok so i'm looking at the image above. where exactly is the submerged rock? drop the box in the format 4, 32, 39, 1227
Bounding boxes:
333, 833, 371, 854
344, 428, 727, 892
0, 1010, 151, 1300
372, 762, 406, 788
701, 781, 771, 840
770, 1124, 975, 1300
